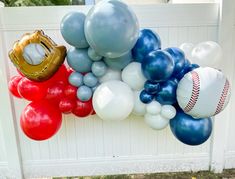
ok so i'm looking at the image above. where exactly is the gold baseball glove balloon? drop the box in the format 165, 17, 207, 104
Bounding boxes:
9, 30, 66, 81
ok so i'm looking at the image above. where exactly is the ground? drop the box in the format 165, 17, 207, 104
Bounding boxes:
52, 169, 235, 179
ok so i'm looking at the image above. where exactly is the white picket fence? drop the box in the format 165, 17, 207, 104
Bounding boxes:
0, 1, 235, 178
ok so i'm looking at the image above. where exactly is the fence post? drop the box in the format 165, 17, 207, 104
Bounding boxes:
0, 9, 24, 179
210, 0, 235, 173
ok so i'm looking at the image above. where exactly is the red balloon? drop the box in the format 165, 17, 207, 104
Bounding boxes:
59, 98, 75, 114
46, 82, 65, 103
8, 76, 23, 98
64, 84, 77, 100
72, 98, 94, 118
18, 77, 47, 101
20, 100, 62, 141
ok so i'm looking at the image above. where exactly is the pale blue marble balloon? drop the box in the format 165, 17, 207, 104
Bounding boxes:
91, 61, 107, 77
67, 47, 92, 73
83, 72, 98, 87
60, 12, 89, 48
69, 72, 83, 87
77, 85, 92, 102
104, 51, 133, 70
88, 47, 103, 61
84, 0, 139, 58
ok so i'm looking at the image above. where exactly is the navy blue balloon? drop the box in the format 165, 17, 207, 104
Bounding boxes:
139, 90, 154, 104
170, 110, 212, 146
144, 80, 160, 95
155, 79, 178, 105
141, 50, 174, 82
165, 47, 185, 75
132, 29, 161, 63
174, 59, 191, 80
188, 63, 200, 71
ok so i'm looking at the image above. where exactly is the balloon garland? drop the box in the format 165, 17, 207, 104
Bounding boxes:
8, 0, 231, 146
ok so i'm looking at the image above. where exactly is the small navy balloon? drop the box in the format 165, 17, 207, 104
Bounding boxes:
141, 50, 174, 82
88, 47, 103, 61
170, 110, 212, 146
139, 90, 154, 104
83, 72, 98, 88
174, 59, 191, 80
60, 12, 89, 48
132, 29, 161, 63
165, 47, 185, 75
67, 47, 92, 73
155, 79, 178, 105
92, 61, 107, 77
69, 72, 83, 87
144, 80, 160, 95
188, 63, 200, 71
77, 85, 93, 102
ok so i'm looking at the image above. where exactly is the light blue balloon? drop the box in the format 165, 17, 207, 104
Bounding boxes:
92, 82, 100, 92
91, 61, 107, 77
88, 47, 103, 61
83, 72, 98, 87
60, 12, 89, 48
104, 51, 133, 70
84, 0, 139, 58
67, 47, 92, 73
77, 85, 92, 102
69, 72, 83, 87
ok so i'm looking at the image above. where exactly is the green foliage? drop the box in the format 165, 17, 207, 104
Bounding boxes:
1, 0, 71, 6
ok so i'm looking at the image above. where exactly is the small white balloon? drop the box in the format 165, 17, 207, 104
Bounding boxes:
122, 62, 146, 90
99, 68, 121, 83
190, 41, 222, 68
93, 80, 134, 121
144, 114, 169, 130
146, 101, 161, 115
161, 105, 176, 119
179, 43, 194, 60
132, 90, 146, 116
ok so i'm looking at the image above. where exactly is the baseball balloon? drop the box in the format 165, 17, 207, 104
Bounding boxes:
132, 90, 146, 116
23, 43, 45, 65
144, 114, 169, 130
177, 67, 231, 118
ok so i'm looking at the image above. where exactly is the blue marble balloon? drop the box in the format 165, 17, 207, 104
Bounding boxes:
144, 80, 160, 95
170, 110, 212, 146
67, 47, 92, 73
77, 85, 93, 102
141, 50, 174, 82
104, 51, 133, 70
60, 12, 89, 48
132, 29, 161, 63
88, 47, 103, 61
155, 79, 178, 105
83, 72, 98, 88
165, 47, 185, 75
69, 72, 83, 87
92, 61, 107, 77
84, 0, 139, 58
139, 90, 154, 104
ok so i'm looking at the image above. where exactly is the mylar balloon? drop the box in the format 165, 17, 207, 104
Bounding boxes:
132, 91, 146, 116
85, 0, 139, 58
144, 114, 169, 130
142, 50, 174, 82
170, 110, 212, 146
93, 80, 134, 121
132, 29, 161, 63
20, 100, 62, 141
8, 76, 23, 98
60, 12, 89, 48
72, 98, 93, 117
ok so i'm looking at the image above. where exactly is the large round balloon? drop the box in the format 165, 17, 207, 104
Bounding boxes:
179, 43, 194, 60
132, 29, 161, 63
177, 67, 231, 118
20, 100, 62, 141
99, 68, 121, 83
93, 80, 134, 121
8, 76, 23, 98
122, 62, 147, 91
67, 47, 92, 73
84, 0, 139, 58
170, 110, 212, 146
60, 12, 89, 48
142, 50, 174, 82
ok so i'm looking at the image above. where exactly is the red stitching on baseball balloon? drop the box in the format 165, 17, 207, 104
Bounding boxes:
184, 71, 200, 112
214, 79, 230, 115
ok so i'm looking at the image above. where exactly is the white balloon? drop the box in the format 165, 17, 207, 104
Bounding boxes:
121, 62, 146, 90
190, 41, 222, 68
179, 43, 194, 61
161, 105, 176, 119
177, 67, 231, 118
144, 114, 169, 130
93, 80, 134, 121
99, 68, 121, 83
146, 101, 161, 115
132, 91, 146, 116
